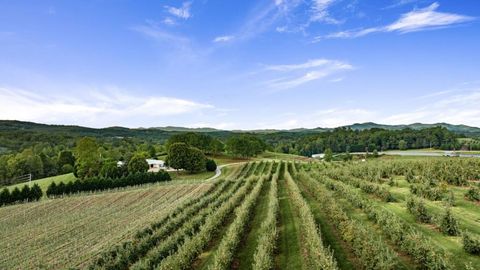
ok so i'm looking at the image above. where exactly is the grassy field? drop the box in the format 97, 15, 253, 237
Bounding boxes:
7, 173, 76, 193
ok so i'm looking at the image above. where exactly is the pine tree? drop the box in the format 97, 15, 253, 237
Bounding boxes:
0, 188, 11, 205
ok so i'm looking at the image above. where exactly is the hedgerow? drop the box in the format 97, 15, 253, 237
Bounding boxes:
253, 163, 279, 270
47, 171, 170, 197
285, 167, 337, 270
209, 174, 266, 269
299, 172, 398, 269
89, 179, 235, 269
155, 175, 259, 270
312, 171, 451, 270
0, 183, 43, 206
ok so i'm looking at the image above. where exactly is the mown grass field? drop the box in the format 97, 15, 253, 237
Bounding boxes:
7, 173, 76, 193
1, 157, 480, 269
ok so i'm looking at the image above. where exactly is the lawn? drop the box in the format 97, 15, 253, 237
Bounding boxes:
7, 173, 76, 194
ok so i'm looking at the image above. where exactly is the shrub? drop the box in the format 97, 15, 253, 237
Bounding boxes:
465, 186, 480, 202
61, 164, 74, 174
440, 208, 460, 236
206, 159, 217, 172
406, 196, 432, 223
463, 231, 480, 255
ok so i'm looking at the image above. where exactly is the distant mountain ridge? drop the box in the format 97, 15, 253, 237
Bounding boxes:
0, 120, 479, 137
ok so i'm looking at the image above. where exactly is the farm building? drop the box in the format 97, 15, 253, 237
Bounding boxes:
146, 159, 166, 172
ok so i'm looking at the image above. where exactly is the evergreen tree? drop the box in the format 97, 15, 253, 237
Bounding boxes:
0, 188, 10, 205
20, 185, 31, 202
206, 159, 217, 172
30, 183, 43, 201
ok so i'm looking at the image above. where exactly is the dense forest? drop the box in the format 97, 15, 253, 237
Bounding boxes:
267, 127, 467, 156
1, 120, 479, 186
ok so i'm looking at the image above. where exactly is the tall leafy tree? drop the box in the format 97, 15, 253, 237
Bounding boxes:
226, 135, 266, 158
184, 147, 206, 173
74, 137, 101, 179
128, 154, 149, 173
58, 150, 75, 168
166, 143, 191, 170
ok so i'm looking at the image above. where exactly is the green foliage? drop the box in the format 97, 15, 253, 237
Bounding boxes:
316, 173, 451, 269
284, 168, 337, 269
166, 143, 190, 170
166, 132, 223, 154
209, 175, 265, 269
74, 137, 101, 179
0, 183, 42, 206
440, 207, 460, 236
184, 147, 206, 173
463, 231, 480, 255
406, 196, 432, 223
57, 150, 75, 169
128, 154, 149, 173
46, 171, 170, 197
157, 175, 258, 269
60, 164, 74, 174
324, 148, 333, 162
465, 186, 480, 201
166, 143, 206, 173
206, 159, 217, 172
225, 134, 266, 158
253, 164, 279, 270
299, 172, 398, 269
100, 161, 120, 178
398, 139, 407, 150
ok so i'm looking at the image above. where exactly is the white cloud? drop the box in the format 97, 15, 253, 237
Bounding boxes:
162, 17, 176, 25
264, 58, 353, 89
165, 2, 192, 19
313, 108, 376, 127
317, 2, 474, 40
382, 90, 480, 126
0, 87, 213, 128
310, 0, 341, 24
213, 35, 234, 43
256, 108, 376, 129
384, 0, 420, 9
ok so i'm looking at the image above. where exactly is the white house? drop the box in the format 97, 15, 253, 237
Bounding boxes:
146, 159, 166, 172
312, 153, 325, 159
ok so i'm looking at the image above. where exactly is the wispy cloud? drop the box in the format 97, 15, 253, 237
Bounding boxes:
264, 58, 353, 89
384, 0, 421, 9
162, 17, 176, 26
130, 21, 197, 59
165, 2, 192, 20
0, 86, 213, 128
213, 35, 234, 43
383, 89, 480, 126
310, 0, 341, 24
316, 2, 474, 41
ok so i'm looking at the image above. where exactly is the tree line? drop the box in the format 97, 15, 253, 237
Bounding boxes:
269, 127, 460, 156
0, 183, 43, 206
46, 171, 170, 197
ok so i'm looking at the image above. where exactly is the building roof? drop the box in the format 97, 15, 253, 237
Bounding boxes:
146, 159, 165, 165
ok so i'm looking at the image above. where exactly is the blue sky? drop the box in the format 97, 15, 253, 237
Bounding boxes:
0, 0, 479, 129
